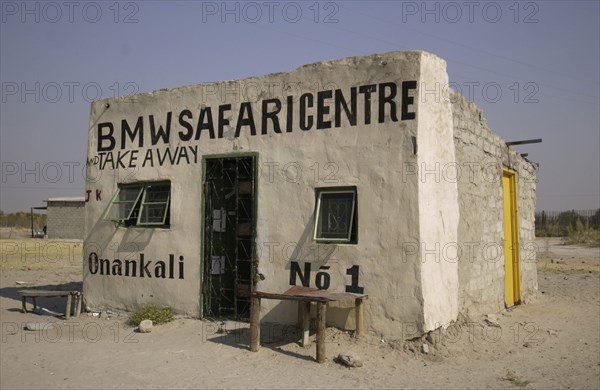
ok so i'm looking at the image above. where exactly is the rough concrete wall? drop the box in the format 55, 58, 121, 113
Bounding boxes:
452, 92, 538, 317
417, 54, 460, 332
83, 50, 536, 339
84, 51, 431, 338
515, 153, 538, 297
249, 52, 426, 338
47, 201, 85, 239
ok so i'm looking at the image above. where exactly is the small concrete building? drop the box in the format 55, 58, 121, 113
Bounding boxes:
46, 196, 85, 239
83, 51, 537, 338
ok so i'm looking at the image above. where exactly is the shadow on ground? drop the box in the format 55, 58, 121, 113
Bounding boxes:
0, 281, 83, 316
208, 322, 316, 362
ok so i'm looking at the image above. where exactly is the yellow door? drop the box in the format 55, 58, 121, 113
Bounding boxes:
503, 169, 520, 306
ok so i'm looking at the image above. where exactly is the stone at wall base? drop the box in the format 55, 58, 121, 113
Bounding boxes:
336, 351, 363, 367
138, 320, 153, 333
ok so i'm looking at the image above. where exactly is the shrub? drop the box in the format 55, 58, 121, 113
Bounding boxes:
557, 210, 583, 228
128, 304, 174, 326
536, 223, 562, 237
563, 220, 600, 246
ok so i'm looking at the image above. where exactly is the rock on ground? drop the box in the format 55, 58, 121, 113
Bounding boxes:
138, 320, 153, 333
25, 322, 54, 331
422, 344, 430, 354
483, 314, 501, 328
336, 351, 363, 367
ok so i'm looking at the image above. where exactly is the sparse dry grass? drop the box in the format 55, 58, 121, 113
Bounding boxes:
129, 304, 174, 326
563, 227, 600, 247
0, 237, 83, 271
536, 260, 600, 273
501, 370, 531, 387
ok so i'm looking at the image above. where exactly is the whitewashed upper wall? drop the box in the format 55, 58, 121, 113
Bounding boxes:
83, 51, 525, 339
85, 51, 453, 338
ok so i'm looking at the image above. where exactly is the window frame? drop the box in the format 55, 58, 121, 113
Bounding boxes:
103, 181, 171, 228
313, 186, 357, 244
137, 183, 171, 226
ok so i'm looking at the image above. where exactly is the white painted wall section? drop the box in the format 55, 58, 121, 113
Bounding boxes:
417, 53, 460, 331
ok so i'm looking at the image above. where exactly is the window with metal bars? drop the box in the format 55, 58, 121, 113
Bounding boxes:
103, 182, 171, 227
313, 187, 357, 243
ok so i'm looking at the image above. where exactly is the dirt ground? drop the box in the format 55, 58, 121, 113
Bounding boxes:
0, 234, 598, 389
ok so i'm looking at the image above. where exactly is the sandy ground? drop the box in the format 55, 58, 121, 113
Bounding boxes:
0, 236, 598, 389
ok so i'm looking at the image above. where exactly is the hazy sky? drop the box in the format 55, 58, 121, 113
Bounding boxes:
1, 0, 599, 212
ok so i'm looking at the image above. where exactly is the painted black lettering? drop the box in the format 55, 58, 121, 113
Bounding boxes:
149, 112, 172, 145
88, 252, 99, 274
378, 82, 398, 123
289, 261, 311, 287
358, 84, 376, 125
116, 151, 129, 169
218, 104, 231, 139
299, 93, 314, 131
155, 261, 166, 278
101, 152, 114, 170
169, 254, 174, 279
121, 116, 144, 148
97, 123, 115, 152
401, 81, 417, 120
125, 259, 137, 277
100, 258, 110, 275
345, 265, 364, 294
195, 107, 216, 140
157, 147, 177, 166
142, 149, 154, 168
235, 102, 257, 137
140, 254, 152, 278
176, 147, 189, 165
316, 90, 332, 130
286, 96, 293, 133
112, 259, 123, 276
335, 87, 357, 127
178, 256, 184, 279
178, 109, 194, 141
315, 266, 331, 290
188, 146, 198, 164
128, 150, 138, 168
97, 153, 106, 169
262, 98, 282, 134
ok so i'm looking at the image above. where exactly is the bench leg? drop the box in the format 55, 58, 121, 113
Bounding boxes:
21, 296, 27, 313
74, 294, 82, 317
65, 294, 72, 320
316, 302, 326, 363
249, 297, 260, 352
355, 298, 365, 338
32, 297, 37, 310
301, 302, 311, 347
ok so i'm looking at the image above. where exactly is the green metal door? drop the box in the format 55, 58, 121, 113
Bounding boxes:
203, 156, 256, 319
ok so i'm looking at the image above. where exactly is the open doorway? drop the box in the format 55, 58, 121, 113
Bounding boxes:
202, 155, 256, 319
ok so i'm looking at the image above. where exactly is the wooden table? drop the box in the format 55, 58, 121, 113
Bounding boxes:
249, 286, 367, 363
18, 290, 82, 320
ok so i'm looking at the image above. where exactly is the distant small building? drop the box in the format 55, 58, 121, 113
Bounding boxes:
46, 197, 85, 239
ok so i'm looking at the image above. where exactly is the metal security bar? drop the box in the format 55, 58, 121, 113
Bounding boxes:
204, 157, 255, 319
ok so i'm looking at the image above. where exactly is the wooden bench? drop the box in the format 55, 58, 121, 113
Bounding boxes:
18, 290, 82, 320
249, 286, 368, 363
